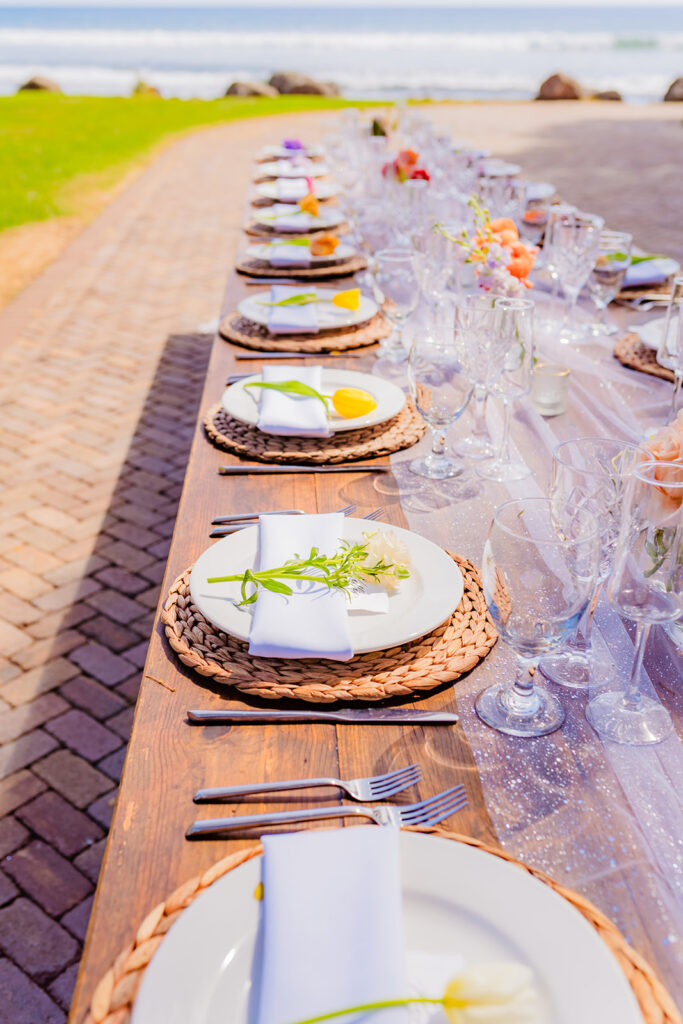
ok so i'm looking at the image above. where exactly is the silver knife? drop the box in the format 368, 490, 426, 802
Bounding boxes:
187, 709, 459, 724
234, 351, 368, 360
218, 464, 389, 475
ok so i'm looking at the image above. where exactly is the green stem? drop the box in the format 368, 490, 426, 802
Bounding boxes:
290, 996, 443, 1024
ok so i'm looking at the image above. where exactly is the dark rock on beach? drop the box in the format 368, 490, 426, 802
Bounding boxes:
592, 90, 622, 101
663, 78, 683, 101
226, 80, 279, 97
268, 71, 340, 96
536, 73, 584, 100
18, 75, 61, 93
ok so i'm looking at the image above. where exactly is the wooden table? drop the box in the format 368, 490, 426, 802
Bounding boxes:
68, 272, 683, 1022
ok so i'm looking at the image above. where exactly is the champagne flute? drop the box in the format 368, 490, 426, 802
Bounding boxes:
476, 498, 600, 737
539, 437, 647, 689
407, 325, 474, 479
477, 297, 534, 483
453, 293, 497, 460
373, 248, 420, 363
586, 460, 682, 745
587, 231, 633, 335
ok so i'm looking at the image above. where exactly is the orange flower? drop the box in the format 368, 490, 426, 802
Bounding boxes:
299, 193, 320, 217
489, 218, 519, 239
309, 232, 339, 256
507, 242, 537, 283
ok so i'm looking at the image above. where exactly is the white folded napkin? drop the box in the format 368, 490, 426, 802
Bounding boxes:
264, 204, 322, 233
249, 513, 353, 660
275, 157, 319, 177
275, 178, 309, 202
267, 285, 318, 335
267, 242, 312, 268
255, 364, 331, 438
256, 827, 407, 1024
623, 259, 670, 288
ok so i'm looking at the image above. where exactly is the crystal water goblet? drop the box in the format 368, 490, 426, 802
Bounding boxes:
587, 231, 633, 335
373, 248, 420, 363
540, 204, 576, 323
539, 437, 647, 690
476, 498, 600, 737
453, 293, 497, 460
586, 460, 682, 745
519, 182, 554, 248
477, 297, 534, 482
407, 325, 474, 479
552, 213, 604, 342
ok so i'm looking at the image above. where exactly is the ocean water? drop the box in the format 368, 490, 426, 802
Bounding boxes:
1, 5, 683, 102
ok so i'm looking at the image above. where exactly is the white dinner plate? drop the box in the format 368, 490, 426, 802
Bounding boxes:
634, 316, 676, 355
245, 241, 356, 267
258, 160, 329, 178
238, 288, 377, 331
132, 830, 642, 1024
189, 519, 463, 655
254, 181, 338, 203
253, 206, 344, 233
222, 369, 406, 433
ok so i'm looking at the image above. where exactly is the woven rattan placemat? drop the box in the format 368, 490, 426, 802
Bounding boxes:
161, 553, 496, 702
614, 333, 675, 382
235, 254, 367, 279
218, 311, 390, 352
84, 827, 681, 1024
245, 220, 350, 238
203, 401, 425, 464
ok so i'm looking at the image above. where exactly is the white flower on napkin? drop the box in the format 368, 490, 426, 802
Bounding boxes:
442, 964, 538, 1024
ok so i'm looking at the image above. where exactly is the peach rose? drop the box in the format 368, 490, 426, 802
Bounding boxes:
647, 412, 683, 464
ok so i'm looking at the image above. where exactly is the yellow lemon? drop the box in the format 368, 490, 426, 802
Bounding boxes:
332, 288, 361, 311
331, 387, 377, 419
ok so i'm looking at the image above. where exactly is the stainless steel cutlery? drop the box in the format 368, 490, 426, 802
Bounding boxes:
233, 351, 369, 360
218, 463, 390, 475
209, 503, 358, 536
194, 763, 421, 804
187, 708, 459, 725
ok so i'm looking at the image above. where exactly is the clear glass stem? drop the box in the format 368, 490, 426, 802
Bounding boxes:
497, 399, 512, 465
511, 655, 540, 715
621, 622, 651, 712
429, 426, 447, 461
564, 289, 578, 333
670, 372, 682, 420
581, 582, 601, 650
550, 269, 560, 317
472, 385, 488, 442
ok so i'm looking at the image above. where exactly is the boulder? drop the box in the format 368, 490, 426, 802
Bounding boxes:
592, 90, 622, 101
18, 75, 61, 93
535, 73, 584, 101
664, 77, 683, 101
226, 80, 278, 97
268, 71, 340, 97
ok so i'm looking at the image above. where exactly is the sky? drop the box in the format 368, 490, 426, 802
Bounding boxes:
2, 0, 681, 6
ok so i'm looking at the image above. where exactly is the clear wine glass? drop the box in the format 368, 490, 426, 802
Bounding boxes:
407, 325, 474, 478
519, 182, 554, 248
412, 224, 456, 321
476, 498, 600, 737
552, 212, 604, 342
539, 204, 576, 325
373, 248, 420, 363
586, 460, 682, 745
656, 276, 683, 420
587, 231, 633, 336
539, 438, 647, 690
477, 297, 534, 482
453, 293, 497, 460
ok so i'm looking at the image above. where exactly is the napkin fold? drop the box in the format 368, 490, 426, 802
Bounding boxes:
623, 259, 671, 288
256, 827, 407, 1024
255, 364, 331, 438
264, 204, 323, 233
249, 513, 353, 660
266, 242, 312, 268
267, 285, 318, 334
275, 178, 309, 202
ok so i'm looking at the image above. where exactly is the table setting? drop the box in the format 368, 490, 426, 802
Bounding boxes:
77, 110, 682, 1024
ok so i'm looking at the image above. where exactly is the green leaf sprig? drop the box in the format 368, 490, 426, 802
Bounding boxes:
268, 238, 311, 248
207, 536, 410, 605
244, 380, 330, 413
258, 292, 317, 307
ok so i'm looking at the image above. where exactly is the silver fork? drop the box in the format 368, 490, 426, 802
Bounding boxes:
210, 504, 356, 537
194, 762, 421, 804
186, 784, 467, 838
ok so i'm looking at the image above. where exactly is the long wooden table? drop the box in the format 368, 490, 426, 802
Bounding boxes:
69, 207, 683, 1024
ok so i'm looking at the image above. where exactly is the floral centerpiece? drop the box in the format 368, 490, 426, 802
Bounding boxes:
383, 148, 430, 182
644, 411, 683, 647
444, 197, 537, 297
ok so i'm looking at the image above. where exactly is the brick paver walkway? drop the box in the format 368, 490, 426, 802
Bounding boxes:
0, 104, 679, 1023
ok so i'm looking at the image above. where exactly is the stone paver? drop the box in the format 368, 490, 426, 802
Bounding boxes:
0, 105, 680, 1020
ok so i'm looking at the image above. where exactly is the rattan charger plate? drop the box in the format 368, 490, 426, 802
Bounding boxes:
245, 219, 350, 238
161, 553, 496, 702
84, 826, 681, 1024
235, 253, 367, 280
614, 333, 675, 382
203, 399, 425, 464
218, 311, 391, 352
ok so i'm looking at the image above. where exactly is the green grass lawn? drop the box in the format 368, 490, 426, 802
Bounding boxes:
0, 93, 374, 233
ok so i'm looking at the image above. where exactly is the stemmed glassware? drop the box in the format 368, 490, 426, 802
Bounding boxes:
587, 231, 633, 335
476, 498, 600, 737
373, 248, 420, 363
552, 212, 604, 342
477, 297, 534, 482
412, 224, 456, 322
519, 182, 554, 248
540, 203, 576, 324
407, 322, 474, 479
539, 438, 646, 689
453, 293, 497, 460
656, 275, 683, 420
586, 460, 682, 745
